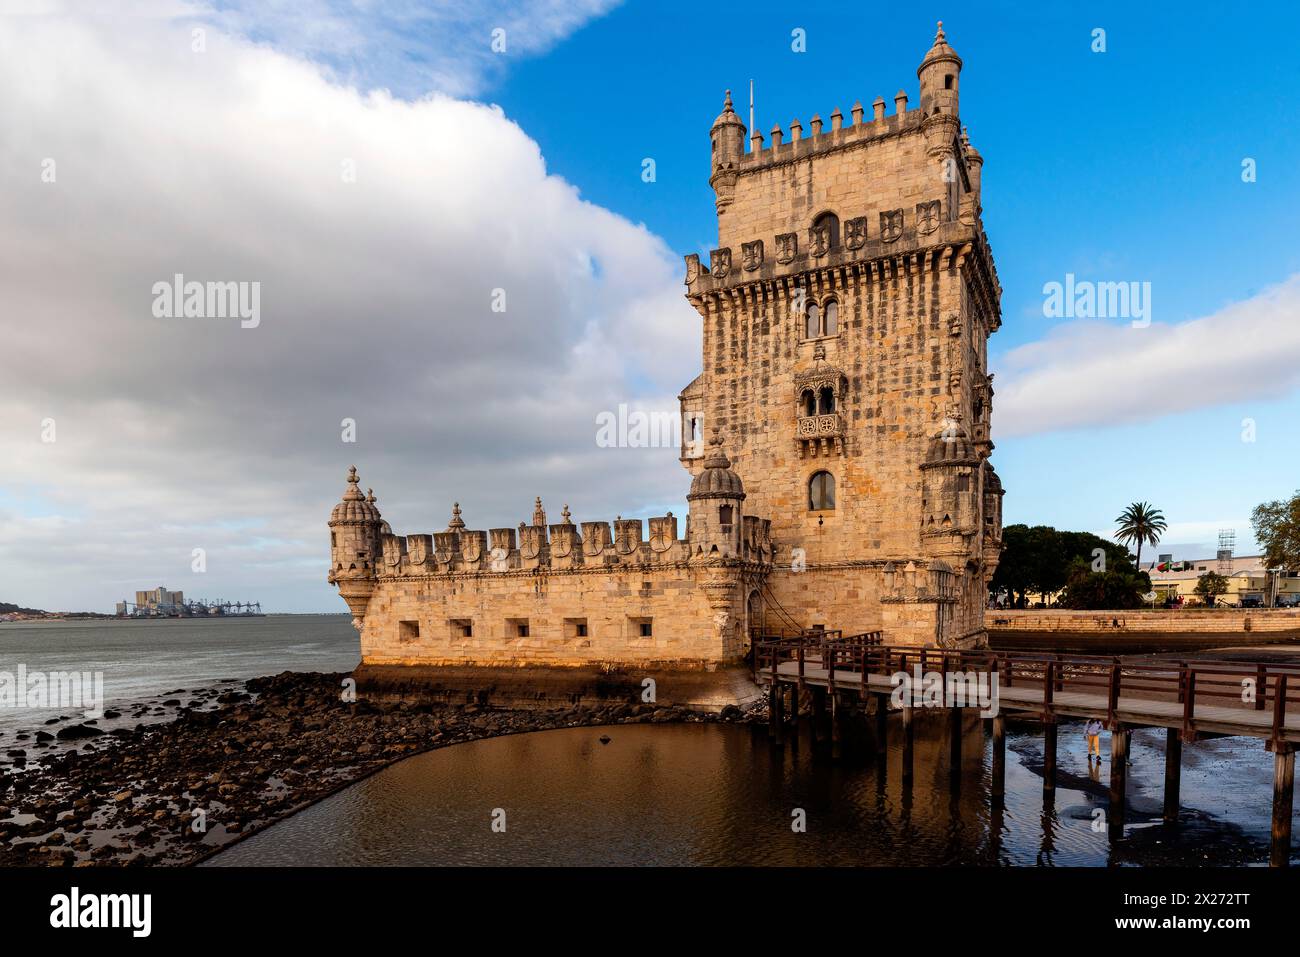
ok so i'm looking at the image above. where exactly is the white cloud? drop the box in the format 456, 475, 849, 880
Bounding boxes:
202, 0, 623, 97
995, 275, 1300, 437
0, 9, 696, 612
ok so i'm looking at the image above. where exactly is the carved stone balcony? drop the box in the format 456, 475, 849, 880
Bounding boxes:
796, 413, 844, 457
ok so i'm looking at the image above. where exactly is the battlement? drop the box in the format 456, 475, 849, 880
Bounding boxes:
375, 506, 774, 578
742, 96, 921, 172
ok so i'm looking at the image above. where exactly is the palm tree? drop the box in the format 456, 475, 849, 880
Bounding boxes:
1115, 502, 1168, 572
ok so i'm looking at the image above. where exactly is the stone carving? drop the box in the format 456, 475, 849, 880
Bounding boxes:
581, 521, 612, 557
809, 224, 831, 258
741, 239, 764, 272
844, 216, 868, 249
710, 247, 731, 279
775, 232, 797, 264
433, 531, 460, 565
519, 525, 545, 560
648, 514, 677, 552
916, 200, 941, 235
460, 530, 485, 563
549, 524, 579, 558
407, 534, 431, 566
614, 519, 642, 555
881, 209, 904, 242
684, 253, 700, 284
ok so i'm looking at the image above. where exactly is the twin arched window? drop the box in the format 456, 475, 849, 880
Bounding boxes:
808, 471, 835, 511
801, 386, 836, 416
804, 298, 838, 339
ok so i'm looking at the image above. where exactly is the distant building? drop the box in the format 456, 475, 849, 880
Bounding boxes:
1141, 556, 1300, 606
133, 586, 184, 615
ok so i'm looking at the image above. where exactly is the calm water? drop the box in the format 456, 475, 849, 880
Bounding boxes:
208, 715, 1292, 866
0, 615, 358, 736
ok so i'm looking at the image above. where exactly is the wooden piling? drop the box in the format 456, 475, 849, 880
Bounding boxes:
1109, 726, 1130, 840
991, 714, 1006, 807
811, 686, 827, 742
1271, 747, 1295, 868
949, 706, 962, 785
875, 694, 888, 752
829, 692, 842, 760
1042, 721, 1057, 794
901, 702, 914, 787
770, 681, 784, 742
1163, 727, 1181, 825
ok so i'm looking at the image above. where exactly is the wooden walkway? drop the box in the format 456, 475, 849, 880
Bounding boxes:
753, 632, 1300, 866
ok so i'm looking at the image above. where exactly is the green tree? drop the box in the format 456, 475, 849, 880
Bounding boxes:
1252, 491, 1300, 571
1026, 525, 1067, 605
1114, 502, 1168, 572
990, 525, 1145, 608
1194, 571, 1229, 607
1058, 557, 1150, 610
989, 524, 1033, 607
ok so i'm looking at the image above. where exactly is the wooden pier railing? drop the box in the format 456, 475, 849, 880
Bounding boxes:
752, 635, 1300, 866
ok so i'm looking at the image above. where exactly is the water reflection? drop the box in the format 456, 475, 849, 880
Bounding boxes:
208, 716, 1290, 867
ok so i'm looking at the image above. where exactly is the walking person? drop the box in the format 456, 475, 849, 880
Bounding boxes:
1083, 718, 1104, 762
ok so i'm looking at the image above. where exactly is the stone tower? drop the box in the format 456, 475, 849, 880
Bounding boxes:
679, 23, 1004, 647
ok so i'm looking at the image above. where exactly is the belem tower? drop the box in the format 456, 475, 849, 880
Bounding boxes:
329, 24, 1004, 705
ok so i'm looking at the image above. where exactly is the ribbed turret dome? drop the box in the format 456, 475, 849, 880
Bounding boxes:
918, 21, 962, 74
329, 466, 383, 524
688, 430, 745, 500
922, 427, 980, 467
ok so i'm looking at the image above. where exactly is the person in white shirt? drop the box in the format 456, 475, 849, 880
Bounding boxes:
1083, 719, 1104, 762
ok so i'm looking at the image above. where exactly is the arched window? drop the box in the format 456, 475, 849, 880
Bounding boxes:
801, 389, 816, 417
804, 301, 820, 340
818, 386, 835, 414
719, 504, 734, 530
824, 299, 838, 336
808, 471, 835, 511
812, 212, 840, 250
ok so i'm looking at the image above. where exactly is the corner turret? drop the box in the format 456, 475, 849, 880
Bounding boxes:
709, 90, 746, 213
328, 465, 383, 627
687, 429, 746, 559
919, 22, 962, 163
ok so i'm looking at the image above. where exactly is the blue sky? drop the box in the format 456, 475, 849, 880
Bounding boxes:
2, 1, 1297, 613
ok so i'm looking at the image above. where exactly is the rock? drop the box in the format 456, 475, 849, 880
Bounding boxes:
599, 735, 612, 745
35, 731, 54, 742
112, 790, 132, 803
57, 724, 105, 740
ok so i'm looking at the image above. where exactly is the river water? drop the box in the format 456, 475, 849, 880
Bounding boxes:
208, 716, 1290, 867
0, 615, 358, 737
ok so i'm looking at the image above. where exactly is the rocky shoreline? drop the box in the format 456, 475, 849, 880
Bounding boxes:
0, 671, 756, 867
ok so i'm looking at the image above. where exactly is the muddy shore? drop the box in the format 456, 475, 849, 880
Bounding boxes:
0, 671, 754, 867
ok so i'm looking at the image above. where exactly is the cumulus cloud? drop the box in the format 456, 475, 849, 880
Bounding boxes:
0, 8, 697, 611
995, 275, 1300, 437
